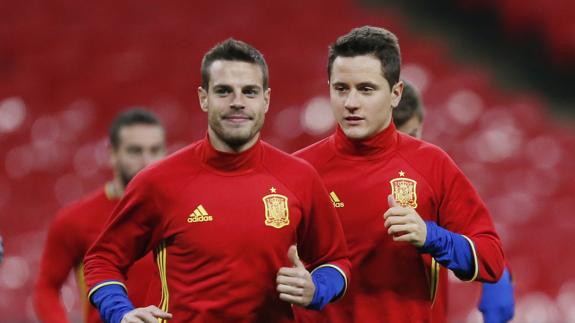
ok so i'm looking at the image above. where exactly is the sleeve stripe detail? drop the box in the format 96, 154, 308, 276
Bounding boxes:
311, 264, 348, 302
461, 235, 479, 282
88, 281, 127, 299
430, 258, 440, 305
155, 241, 170, 322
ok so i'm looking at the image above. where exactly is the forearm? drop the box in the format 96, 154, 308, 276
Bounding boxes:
419, 221, 476, 280
89, 283, 134, 323
307, 266, 346, 310
33, 283, 70, 323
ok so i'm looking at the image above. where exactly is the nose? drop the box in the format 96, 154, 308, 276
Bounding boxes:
344, 90, 360, 112
230, 91, 246, 110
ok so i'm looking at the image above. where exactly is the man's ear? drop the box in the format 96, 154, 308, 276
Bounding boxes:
264, 88, 271, 113
390, 81, 404, 108
198, 86, 208, 112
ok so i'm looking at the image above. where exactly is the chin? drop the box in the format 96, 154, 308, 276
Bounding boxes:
342, 127, 370, 140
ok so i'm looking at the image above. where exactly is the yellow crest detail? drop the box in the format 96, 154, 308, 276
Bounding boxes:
262, 193, 290, 229
390, 171, 418, 208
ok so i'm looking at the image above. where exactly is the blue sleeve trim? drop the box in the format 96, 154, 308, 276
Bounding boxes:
307, 266, 346, 310
419, 221, 475, 280
89, 282, 134, 323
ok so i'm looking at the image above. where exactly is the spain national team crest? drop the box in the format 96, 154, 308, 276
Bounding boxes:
263, 187, 290, 229
390, 171, 418, 208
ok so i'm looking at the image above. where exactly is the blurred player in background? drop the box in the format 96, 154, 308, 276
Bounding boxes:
0, 235, 4, 264
83, 39, 350, 323
394, 81, 515, 323
295, 26, 505, 323
34, 109, 166, 323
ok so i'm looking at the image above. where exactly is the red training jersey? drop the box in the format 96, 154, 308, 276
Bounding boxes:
294, 124, 504, 323
84, 137, 351, 323
34, 184, 159, 323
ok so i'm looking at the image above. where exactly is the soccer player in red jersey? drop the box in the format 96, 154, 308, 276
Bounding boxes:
394, 81, 515, 323
33, 109, 167, 323
83, 39, 350, 323
294, 26, 505, 323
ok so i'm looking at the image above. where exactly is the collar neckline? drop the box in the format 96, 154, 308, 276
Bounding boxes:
333, 122, 399, 159
200, 134, 262, 175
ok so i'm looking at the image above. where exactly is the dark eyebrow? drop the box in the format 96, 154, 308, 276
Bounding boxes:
212, 84, 233, 90
331, 82, 349, 87
242, 85, 262, 91
356, 82, 379, 89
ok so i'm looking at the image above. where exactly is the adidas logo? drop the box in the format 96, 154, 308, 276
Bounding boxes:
187, 205, 213, 223
329, 192, 344, 208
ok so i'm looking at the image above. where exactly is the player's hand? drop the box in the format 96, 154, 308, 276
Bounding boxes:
383, 194, 427, 247
276, 245, 315, 307
479, 267, 515, 323
121, 305, 172, 323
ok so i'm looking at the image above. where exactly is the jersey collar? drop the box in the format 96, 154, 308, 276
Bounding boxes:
200, 134, 263, 175
332, 122, 399, 159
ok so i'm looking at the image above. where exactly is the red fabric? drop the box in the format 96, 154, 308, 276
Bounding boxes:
33, 187, 160, 323
84, 137, 350, 323
294, 123, 504, 323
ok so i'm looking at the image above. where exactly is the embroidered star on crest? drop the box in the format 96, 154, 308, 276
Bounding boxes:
270, 187, 277, 193
399, 171, 405, 177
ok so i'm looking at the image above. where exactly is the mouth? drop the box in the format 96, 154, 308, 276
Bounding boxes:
222, 114, 252, 123
343, 116, 364, 125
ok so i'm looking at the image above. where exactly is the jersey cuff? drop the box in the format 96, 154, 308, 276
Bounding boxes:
459, 235, 479, 282
311, 264, 348, 301
88, 281, 127, 301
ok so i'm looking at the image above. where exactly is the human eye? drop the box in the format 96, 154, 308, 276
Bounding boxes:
126, 146, 143, 156
333, 84, 348, 93
243, 87, 260, 98
358, 85, 376, 94
213, 86, 231, 97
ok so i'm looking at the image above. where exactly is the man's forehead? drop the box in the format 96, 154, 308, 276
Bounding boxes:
118, 124, 164, 142
331, 55, 385, 81
208, 60, 264, 86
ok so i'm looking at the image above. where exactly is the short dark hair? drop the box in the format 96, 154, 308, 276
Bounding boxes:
328, 26, 401, 87
201, 38, 269, 90
109, 108, 163, 149
392, 81, 424, 127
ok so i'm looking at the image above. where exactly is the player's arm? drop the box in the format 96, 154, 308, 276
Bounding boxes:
33, 212, 82, 323
383, 156, 504, 282
83, 174, 171, 323
277, 170, 350, 310
431, 156, 504, 282
479, 265, 515, 323
383, 193, 478, 280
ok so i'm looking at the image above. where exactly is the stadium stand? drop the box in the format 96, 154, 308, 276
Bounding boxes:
0, 0, 574, 321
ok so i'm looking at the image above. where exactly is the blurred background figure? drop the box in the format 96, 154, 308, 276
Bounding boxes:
0, 0, 574, 322
392, 81, 425, 139
0, 235, 4, 264
33, 109, 166, 323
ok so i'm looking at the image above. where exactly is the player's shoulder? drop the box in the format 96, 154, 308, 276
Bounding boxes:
292, 136, 335, 169
262, 142, 324, 185
397, 132, 452, 163
52, 188, 108, 226
262, 141, 318, 176
132, 141, 202, 186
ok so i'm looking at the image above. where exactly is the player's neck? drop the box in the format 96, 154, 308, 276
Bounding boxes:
107, 178, 125, 199
207, 128, 260, 154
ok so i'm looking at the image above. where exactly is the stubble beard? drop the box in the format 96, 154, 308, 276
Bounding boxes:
211, 114, 265, 150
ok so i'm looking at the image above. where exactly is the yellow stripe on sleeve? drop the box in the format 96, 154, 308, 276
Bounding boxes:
461, 235, 479, 282
87, 281, 127, 300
